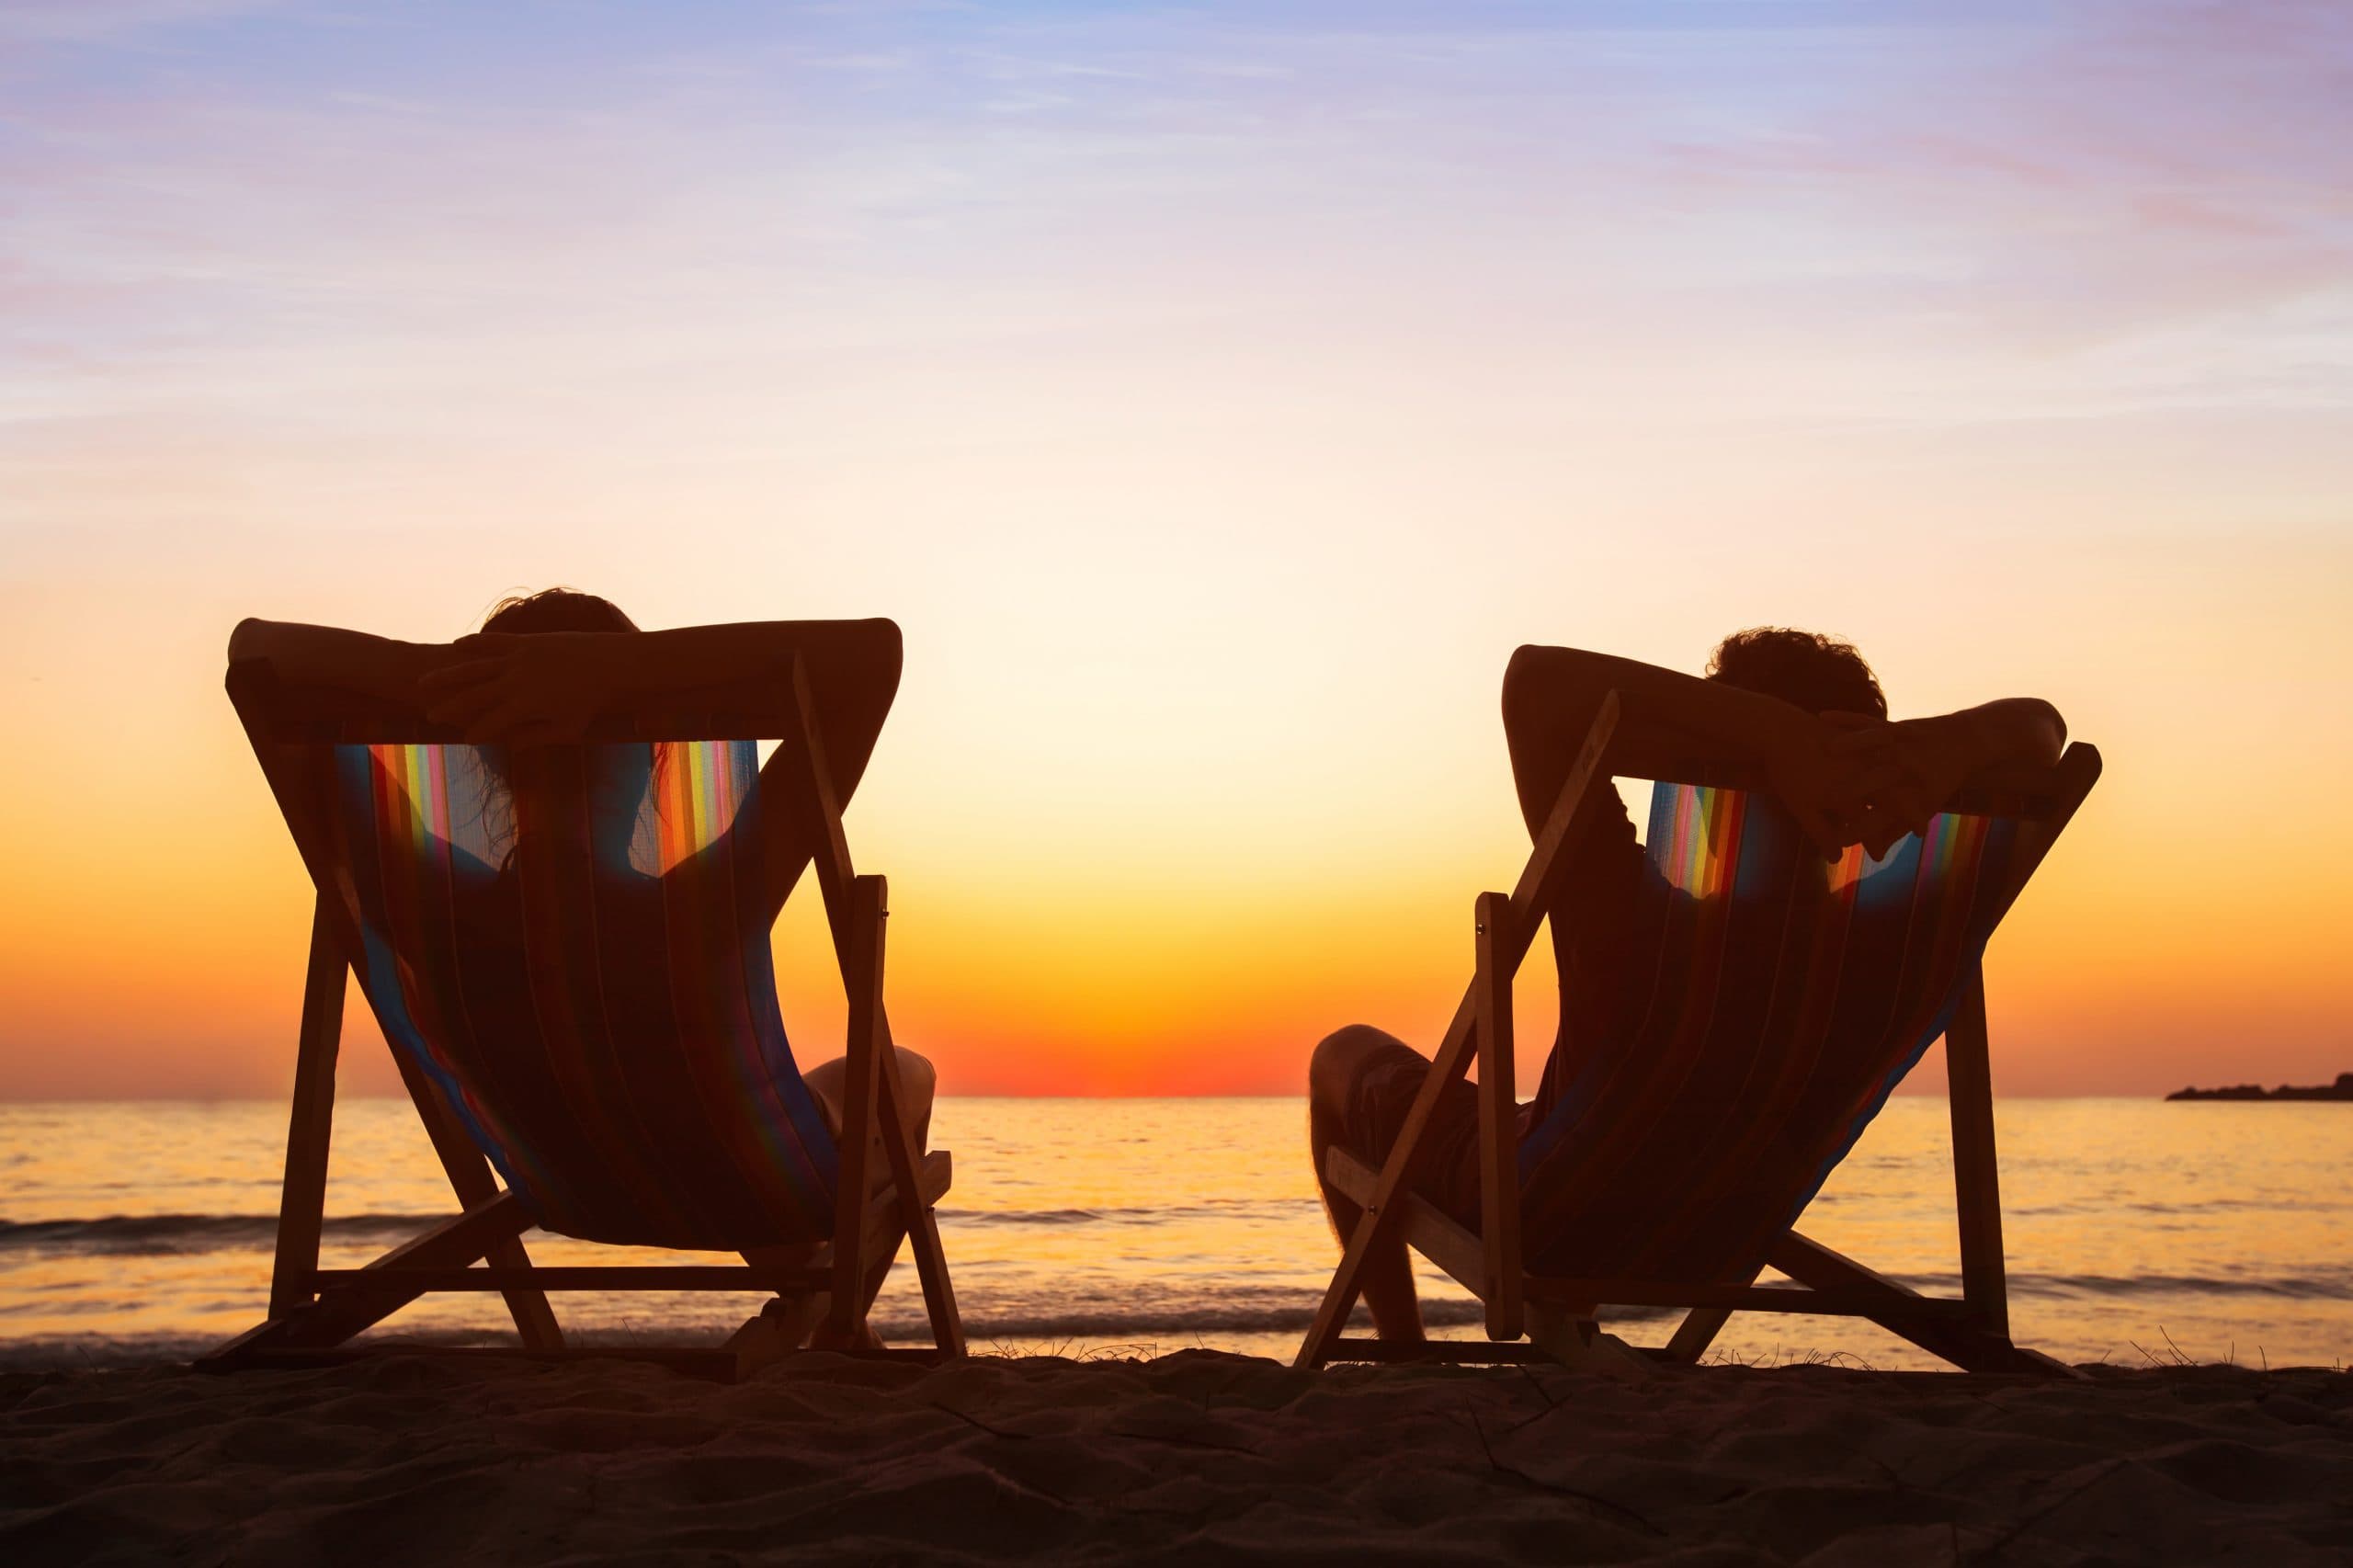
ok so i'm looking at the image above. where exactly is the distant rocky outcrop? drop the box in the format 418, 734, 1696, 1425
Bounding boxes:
2165, 1073, 2353, 1102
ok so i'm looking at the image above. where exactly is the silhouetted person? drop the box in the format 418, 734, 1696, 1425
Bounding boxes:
1308, 629, 2068, 1342
231, 590, 926, 1340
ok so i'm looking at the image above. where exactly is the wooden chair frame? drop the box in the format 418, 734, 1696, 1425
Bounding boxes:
1296, 693, 2101, 1377
203, 654, 964, 1380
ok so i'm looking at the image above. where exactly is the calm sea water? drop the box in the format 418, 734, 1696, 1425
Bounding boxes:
1, 1097, 2345, 1370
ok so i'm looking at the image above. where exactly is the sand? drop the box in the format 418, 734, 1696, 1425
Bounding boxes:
5, 1350, 2349, 1565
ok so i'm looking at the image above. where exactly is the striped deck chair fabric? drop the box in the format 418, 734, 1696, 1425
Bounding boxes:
291, 736, 839, 1250
1515, 780, 2041, 1284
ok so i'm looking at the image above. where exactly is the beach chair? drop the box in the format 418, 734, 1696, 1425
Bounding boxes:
204, 647, 963, 1380
1297, 693, 2100, 1377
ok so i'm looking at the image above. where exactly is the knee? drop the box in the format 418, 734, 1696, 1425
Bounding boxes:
1310, 1024, 1397, 1111
891, 1047, 938, 1119
800, 1054, 844, 1112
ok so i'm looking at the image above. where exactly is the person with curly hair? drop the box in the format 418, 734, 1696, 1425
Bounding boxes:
1306, 629, 2067, 1345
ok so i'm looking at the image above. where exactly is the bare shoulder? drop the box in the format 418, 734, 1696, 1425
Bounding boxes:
226, 618, 270, 664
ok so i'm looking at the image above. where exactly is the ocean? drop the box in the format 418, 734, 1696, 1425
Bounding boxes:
2, 1096, 2345, 1370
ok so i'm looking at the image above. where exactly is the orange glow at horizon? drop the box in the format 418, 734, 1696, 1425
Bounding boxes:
5, 1, 2350, 1103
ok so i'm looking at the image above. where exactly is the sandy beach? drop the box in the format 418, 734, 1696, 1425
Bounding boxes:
6, 1350, 2347, 1565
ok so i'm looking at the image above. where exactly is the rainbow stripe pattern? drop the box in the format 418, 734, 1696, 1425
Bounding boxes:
310, 738, 839, 1248
1515, 781, 2031, 1282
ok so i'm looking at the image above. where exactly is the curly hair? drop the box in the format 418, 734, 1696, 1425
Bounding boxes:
1706, 627, 1887, 719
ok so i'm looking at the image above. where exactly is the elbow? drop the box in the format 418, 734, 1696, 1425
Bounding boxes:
1501, 642, 1607, 736
2036, 699, 2068, 764
866, 618, 904, 693
1501, 643, 1553, 726
227, 618, 269, 666
819, 618, 905, 710
1991, 698, 2065, 767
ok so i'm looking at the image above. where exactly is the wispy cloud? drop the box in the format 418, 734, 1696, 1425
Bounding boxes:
6, 0, 2347, 422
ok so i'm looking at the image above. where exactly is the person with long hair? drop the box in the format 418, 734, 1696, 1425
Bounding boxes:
229, 590, 926, 1343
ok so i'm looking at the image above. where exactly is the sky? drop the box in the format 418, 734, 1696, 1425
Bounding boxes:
2, 0, 2348, 1101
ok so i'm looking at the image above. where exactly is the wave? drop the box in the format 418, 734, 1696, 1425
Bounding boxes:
0, 1300, 1599, 1370
935, 1200, 1317, 1227
1736, 1267, 2353, 1303
946, 1298, 1506, 1341
2010, 1270, 2353, 1302
6, 1217, 2348, 1307
5, 1278, 2349, 1371
0, 1213, 449, 1256
0, 1200, 1324, 1256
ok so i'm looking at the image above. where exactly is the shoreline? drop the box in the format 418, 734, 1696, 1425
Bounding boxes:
6, 1350, 2349, 1563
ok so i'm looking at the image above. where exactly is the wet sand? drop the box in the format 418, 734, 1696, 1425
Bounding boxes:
5, 1350, 2349, 1564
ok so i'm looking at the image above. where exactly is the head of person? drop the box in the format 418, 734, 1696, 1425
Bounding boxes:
1705, 627, 1887, 721
480, 586, 638, 637
474, 588, 650, 859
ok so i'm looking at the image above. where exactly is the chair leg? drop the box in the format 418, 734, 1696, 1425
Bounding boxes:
1473, 892, 1525, 1342
1662, 1258, 1768, 1363
1772, 1232, 2077, 1377
268, 897, 346, 1320
882, 1063, 964, 1356
208, 1191, 536, 1364
817, 876, 963, 1356
1665, 1305, 1735, 1365
1945, 968, 2012, 1339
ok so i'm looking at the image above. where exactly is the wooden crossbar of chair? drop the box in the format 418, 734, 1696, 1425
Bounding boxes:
1296, 692, 2100, 1378
209, 653, 963, 1379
